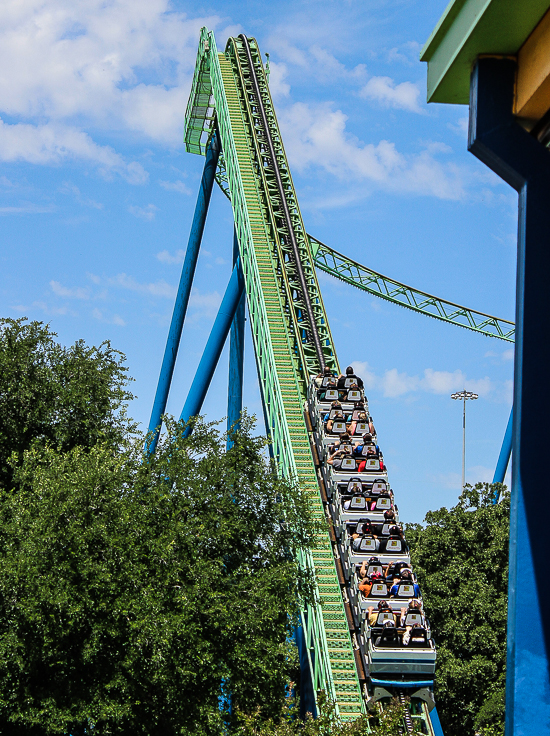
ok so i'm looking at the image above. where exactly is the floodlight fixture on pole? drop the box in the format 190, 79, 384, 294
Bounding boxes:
451, 390, 479, 491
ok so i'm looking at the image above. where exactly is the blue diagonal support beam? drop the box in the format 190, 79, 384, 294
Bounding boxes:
180, 259, 245, 436
226, 228, 245, 449
146, 131, 220, 454
493, 406, 513, 497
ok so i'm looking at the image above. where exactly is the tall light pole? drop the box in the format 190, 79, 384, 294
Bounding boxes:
451, 390, 478, 490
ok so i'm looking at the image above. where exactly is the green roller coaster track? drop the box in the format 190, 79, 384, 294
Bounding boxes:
208, 113, 514, 346
185, 27, 364, 720
183, 26, 508, 731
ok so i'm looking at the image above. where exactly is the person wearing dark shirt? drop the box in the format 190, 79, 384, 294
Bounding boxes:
337, 365, 364, 390
353, 433, 379, 458
328, 431, 351, 455
314, 366, 335, 388
385, 561, 412, 584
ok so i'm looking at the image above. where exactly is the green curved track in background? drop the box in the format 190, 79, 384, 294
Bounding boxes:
309, 236, 515, 343
215, 161, 515, 344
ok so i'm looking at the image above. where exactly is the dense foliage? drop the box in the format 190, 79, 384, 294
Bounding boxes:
0, 319, 317, 735
0, 317, 135, 490
0, 318, 510, 735
0, 417, 318, 735
406, 483, 509, 736
235, 692, 419, 735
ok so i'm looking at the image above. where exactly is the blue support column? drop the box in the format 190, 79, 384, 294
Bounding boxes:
226, 228, 245, 449
294, 622, 316, 719
146, 132, 220, 454
180, 260, 245, 435
429, 706, 446, 736
492, 407, 513, 501
469, 57, 550, 735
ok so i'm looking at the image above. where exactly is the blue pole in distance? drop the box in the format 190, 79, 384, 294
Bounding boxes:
492, 406, 513, 500
226, 228, 245, 449
146, 132, 220, 454
180, 260, 245, 435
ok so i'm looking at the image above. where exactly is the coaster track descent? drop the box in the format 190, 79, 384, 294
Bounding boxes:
185, 29, 363, 718
150, 26, 511, 732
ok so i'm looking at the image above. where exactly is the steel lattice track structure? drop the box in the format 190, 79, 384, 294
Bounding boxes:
174, 27, 513, 731
185, 29, 370, 718
186, 29, 364, 719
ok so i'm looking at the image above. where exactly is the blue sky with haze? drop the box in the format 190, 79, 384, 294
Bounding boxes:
0, 0, 516, 522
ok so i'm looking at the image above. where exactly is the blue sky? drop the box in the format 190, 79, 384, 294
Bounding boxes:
0, 0, 516, 522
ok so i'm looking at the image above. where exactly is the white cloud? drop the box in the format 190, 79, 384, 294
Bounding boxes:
128, 203, 157, 221
350, 361, 377, 390
485, 348, 514, 362
0, 1, 227, 145
92, 308, 125, 326
50, 280, 90, 299
0, 119, 147, 182
159, 179, 191, 195
0, 203, 55, 214
467, 465, 495, 484
112, 273, 175, 298
0, 1, 240, 182
381, 368, 419, 398
32, 300, 73, 316
59, 182, 103, 208
267, 61, 290, 99
349, 361, 495, 399
448, 116, 469, 137
386, 41, 421, 66
430, 471, 462, 491
278, 101, 467, 200
157, 249, 184, 264
189, 287, 222, 317
308, 45, 367, 84
360, 76, 424, 114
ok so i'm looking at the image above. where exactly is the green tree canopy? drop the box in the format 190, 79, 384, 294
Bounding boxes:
0, 318, 135, 489
0, 417, 316, 735
234, 691, 419, 735
406, 483, 509, 736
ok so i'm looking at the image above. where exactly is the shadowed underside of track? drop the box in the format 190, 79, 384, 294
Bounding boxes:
185, 29, 364, 718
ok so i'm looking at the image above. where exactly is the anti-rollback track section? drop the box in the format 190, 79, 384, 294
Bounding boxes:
184, 29, 365, 718
235, 33, 327, 372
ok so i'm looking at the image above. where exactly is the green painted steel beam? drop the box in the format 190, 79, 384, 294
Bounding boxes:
309, 235, 515, 342
184, 31, 215, 154
420, 0, 550, 104
183, 28, 364, 721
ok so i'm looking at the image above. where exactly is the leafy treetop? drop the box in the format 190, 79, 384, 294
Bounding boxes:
406, 482, 509, 736
0, 317, 135, 489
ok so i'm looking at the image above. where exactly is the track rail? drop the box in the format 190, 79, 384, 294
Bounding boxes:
183, 29, 442, 730
310, 235, 515, 343
184, 30, 364, 718
238, 34, 326, 371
